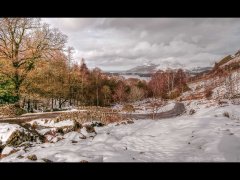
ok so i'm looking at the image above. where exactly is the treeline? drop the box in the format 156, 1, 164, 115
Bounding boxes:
148, 69, 189, 99
0, 18, 189, 111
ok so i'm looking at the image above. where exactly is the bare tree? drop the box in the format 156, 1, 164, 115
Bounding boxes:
0, 18, 67, 103
225, 73, 234, 99
66, 46, 74, 105
150, 100, 163, 120
129, 86, 145, 102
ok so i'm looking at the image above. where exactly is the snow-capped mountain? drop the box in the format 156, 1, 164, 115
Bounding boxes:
127, 62, 212, 75
127, 63, 157, 73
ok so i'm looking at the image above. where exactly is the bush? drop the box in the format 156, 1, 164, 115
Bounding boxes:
0, 104, 26, 117
205, 89, 213, 99
122, 104, 135, 113
168, 90, 181, 99
223, 112, 230, 118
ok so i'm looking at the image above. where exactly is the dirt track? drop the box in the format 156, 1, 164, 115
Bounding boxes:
0, 111, 63, 124
0, 103, 185, 124
123, 102, 185, 119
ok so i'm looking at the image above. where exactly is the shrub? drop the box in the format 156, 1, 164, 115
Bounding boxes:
205, 89, 213, 99
122, 104, 135, 113
168, 90, 181, 99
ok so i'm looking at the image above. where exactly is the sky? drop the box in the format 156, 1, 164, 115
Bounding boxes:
42, 18, 240, 71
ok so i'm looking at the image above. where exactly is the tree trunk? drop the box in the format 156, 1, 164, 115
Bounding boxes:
59, 98, 62, 109
96, 87, 99, 107
51, 98, 54, 111
22, 97, 26, 109
34, 101, 37, 110
27, 99, 31, 113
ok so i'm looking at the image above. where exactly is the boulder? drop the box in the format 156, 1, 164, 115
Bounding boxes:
189, 109, 196, 115
27, 154, 37, 161
84, 125, 96, 133
6, 130, 37, 147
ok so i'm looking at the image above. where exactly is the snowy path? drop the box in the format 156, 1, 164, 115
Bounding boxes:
0, 103, 185, 123
122, 102, 185, 119
2, 101, 240, 162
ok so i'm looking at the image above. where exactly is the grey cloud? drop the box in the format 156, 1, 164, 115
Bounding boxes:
42, 18, 240, 71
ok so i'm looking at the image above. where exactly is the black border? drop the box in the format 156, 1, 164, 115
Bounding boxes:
1, 1, 240, 178
0, 0, 240, 17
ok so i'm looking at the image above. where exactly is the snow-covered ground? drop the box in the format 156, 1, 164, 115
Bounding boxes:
0, 124, 25, 144
1, 99, 240, 162
29, 119, 74, 128
185, 70, 240, 100
113, 99, 175, 114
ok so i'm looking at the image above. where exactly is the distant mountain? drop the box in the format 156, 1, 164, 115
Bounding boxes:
127, 62, 212, 75
127, 63, 157, 73
187, 66, 212, 75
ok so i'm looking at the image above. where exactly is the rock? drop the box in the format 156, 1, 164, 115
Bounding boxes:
27, 154, 37, 161
71, 140, 78, 143
127, 120, 134, 124
56, 127, 65, 135
0, 140, 4, 154
229, 133, 234, 135
31, 122, 38, 130
121, 122, 127, 125
84, 125, 96, 133
6, 130, 37, 147
79, 135, 86, 139
42, 158, 53, 163
91, 122, 104, 127
189, 109, 196, 115
223, 112, 230, 118
17, 155, 24, 159
73, 121, 82, 132
188, 142, 191, 144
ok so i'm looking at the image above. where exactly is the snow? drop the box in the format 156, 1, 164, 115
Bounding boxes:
2, 99, 240, 162
185, 70, 240, 101
112, 99, 175, 114
27, 119, 75, 136
1, 146, 14, 155
132, 102, 175, 114
28, 119, 74, 128
0, 123, 25, 144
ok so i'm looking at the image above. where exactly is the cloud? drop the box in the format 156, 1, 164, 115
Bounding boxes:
42, 18, 240, 71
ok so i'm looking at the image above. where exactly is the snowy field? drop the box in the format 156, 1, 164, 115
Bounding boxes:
1, 99, 240, 162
